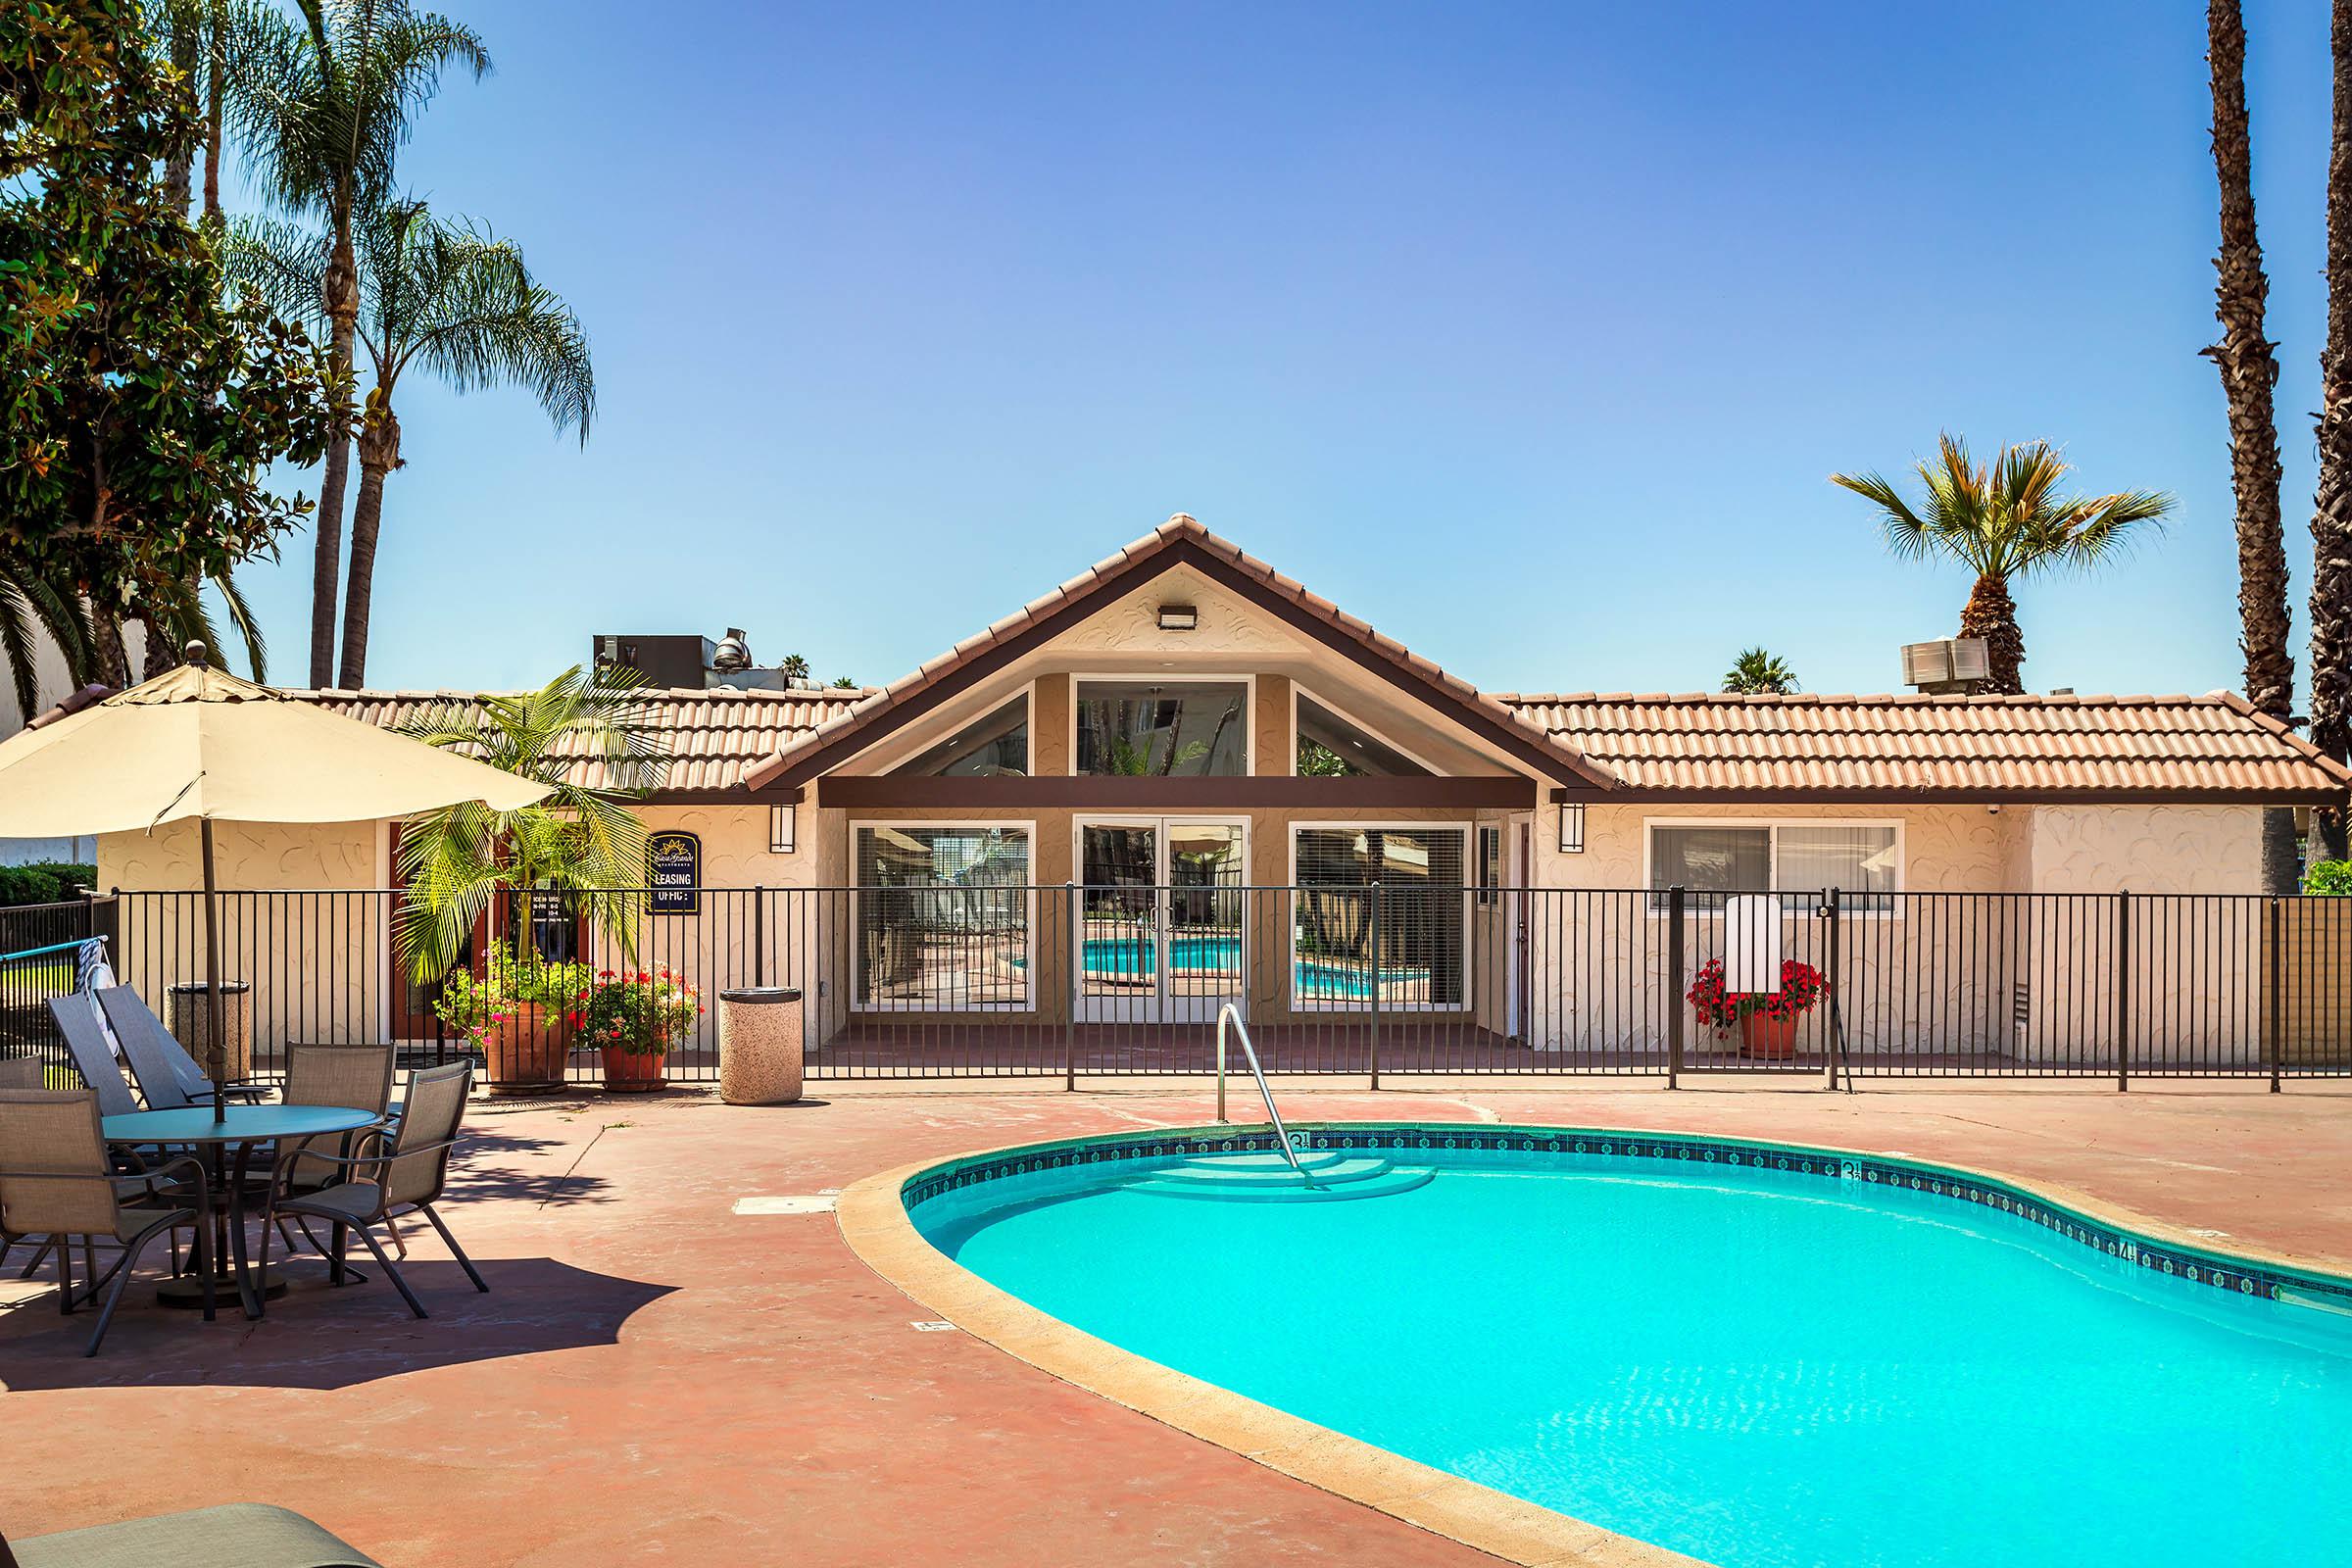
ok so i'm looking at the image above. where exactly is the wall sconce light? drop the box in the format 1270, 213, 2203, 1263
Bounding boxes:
1558, 802, 1585, 855
769, 802, 797, 854
1156, 603, 1199, 631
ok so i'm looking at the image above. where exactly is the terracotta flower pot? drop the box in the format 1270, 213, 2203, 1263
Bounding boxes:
483, 1001, 573, 1093
1741, 1010, 1801, 1060
601, 1040, 667, 1093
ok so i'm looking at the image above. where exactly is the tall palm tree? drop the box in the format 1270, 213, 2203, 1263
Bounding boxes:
1722, 648, 1799, 695
1831, 437, 2174, 696
231, 200, 592, 687
0, 559, 95, 721
225, 0, 489, 688
2312, 0, 2352, 861
392, 663, 664, 985
2207, 0, 2298, 890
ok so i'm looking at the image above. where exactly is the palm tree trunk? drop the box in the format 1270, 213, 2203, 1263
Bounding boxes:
202, 2, 223, 225
89, 609, 129, 690
339, 395, 401, 689
312, 224, 360, 690
2313, 0, 2352, 863
163, 4, 196, 214
1958, 573, 2025, 695
2207, 0, 2300, 890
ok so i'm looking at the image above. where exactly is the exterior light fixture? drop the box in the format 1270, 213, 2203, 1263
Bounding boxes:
769, 802, 797, 854
1558, 802, 1585, 855
1156, 603, 1199, 631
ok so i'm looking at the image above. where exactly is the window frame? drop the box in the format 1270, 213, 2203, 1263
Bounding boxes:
1068, 672, 1254, 779
1641, 816, 1906, 916
876, 683, 1035, 778
848, 817, 1039, 1013
1287, 820, 1474, 1013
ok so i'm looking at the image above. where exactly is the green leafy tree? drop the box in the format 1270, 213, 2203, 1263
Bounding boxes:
1831, 436, 2173, 696
1722, 648, 1799, 695
230, 198, 591, 686
223, 0, 488, 687
0, 0, 333, 698
392, 663, 665, 985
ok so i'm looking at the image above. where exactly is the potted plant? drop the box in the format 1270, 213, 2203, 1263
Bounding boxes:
433, 946, 593, 1092
393, 664, 664, 1092
577, 966, 701, 1092
1686, 956, 1829, 1059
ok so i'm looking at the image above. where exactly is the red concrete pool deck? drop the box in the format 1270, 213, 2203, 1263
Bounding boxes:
4, 1078, 2349, 1566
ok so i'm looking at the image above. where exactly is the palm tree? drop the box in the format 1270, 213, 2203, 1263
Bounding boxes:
392, 663, 664, 985
225, 0, 489, 688
830, 675, 857, 689
777, 653, 810, 682
0, 559, 95, 721
230, 200, 592, 686
1831, 437, 2173, 696
1722, 648, 1799, 695
2311, 0, 2352, 862
2207, 0, 2298, 891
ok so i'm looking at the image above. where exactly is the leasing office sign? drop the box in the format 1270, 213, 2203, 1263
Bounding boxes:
648, 830, 701, 914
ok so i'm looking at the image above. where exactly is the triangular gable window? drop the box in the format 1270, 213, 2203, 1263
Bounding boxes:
891, 696, 1028, 777
1296, 694, 1429, 777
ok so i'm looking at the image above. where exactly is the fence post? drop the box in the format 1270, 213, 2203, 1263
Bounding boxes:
1823, 886, 1842, 1091
753, 886, 767, 989
1064, 881, 1078, 1092
1666, 885, 1687, 1090
1367, 881, 1382, 1092
2114, 890, 2132, 1092
2267, 896, 2283, 1095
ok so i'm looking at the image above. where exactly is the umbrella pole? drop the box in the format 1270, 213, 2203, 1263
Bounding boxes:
200, 816, 228, 1124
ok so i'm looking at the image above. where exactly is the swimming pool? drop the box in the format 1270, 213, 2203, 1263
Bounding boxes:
1043, 936, 1430, 1000
904, 1124, 2352, 1568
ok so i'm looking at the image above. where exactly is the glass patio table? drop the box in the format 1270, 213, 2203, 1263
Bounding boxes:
101, 1103, 381, 1319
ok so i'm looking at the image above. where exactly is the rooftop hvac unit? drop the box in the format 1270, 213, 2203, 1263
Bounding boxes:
1900, 637, 1990, 694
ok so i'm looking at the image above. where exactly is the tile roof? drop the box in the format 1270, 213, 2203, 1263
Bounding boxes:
297, 686, 871, 794
741, 514, 1613, 789
1496, 691, 2352, 802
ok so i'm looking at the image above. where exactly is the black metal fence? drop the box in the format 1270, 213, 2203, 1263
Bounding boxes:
0, 898, 98, 1082
10, 884, 2349, 1089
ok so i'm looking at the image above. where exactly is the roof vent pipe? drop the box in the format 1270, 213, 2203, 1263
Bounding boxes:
711, 628, 752, 671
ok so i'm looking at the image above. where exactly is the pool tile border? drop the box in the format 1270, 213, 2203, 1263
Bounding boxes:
903, 1121, 2352, 1309
844, 1120, 2352, 1568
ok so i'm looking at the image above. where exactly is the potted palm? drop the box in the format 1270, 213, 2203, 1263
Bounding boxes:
393, 664, 664, 1093
578, 966, 701, 1091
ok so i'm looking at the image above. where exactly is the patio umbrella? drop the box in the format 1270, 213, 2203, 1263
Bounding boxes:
0, 644, 551, 1121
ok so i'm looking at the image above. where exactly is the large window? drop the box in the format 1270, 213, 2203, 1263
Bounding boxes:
1292, 825, 1468, 1008
1076, 680, 1248, 776
854, 825, 1032, 1008
1647, 821, 1899, 910
1295, 691, 1429, 777
893, 695, 1028, 777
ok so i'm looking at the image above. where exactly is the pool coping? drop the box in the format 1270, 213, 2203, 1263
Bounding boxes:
836, 1119, 2352, 1568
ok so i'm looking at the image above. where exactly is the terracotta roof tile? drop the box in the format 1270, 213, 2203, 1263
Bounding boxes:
293, 685, 871, 795
1494, 691, 2351, 800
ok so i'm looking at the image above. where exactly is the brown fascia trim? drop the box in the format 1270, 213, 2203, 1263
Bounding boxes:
747, 536, 1610, 792
819, 775, 1539, 809
1549, 784, 2352, 808
644, 785, 802, 806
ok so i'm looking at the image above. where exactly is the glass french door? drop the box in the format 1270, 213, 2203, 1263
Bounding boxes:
1075, 818, 1247, 1023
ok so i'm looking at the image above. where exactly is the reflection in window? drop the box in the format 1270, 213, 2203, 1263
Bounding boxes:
1292, 826, 1467, 1008
854, 826, 1031, 1007
1076, 681, 1247, 776
1647, 822, 1898, 911
893, 696, 1028, 776
1295, 694, 1429, 777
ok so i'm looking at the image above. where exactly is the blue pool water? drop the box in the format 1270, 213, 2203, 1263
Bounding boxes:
1041, 937, 1429, 1000
916, 1132, 2352, 1568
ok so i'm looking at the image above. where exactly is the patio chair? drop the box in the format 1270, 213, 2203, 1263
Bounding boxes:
0, 1057, 41, 1091
95, 987, 268, 1111
270, 1045, 398, 1259
1, 1502, 382, 1568
257, 1062, 486, 1318
0, 1089, 214, 1355
13, 1010, 194, 1281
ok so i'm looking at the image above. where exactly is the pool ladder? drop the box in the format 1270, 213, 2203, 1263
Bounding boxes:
1214, 1004, 1313, 1188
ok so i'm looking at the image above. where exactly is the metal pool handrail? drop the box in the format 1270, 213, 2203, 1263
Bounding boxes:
1215, 1004, 1312, 1186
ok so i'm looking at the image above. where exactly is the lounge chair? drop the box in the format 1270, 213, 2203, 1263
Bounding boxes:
257, 1062, 486, 1318
95, 987, 267, 1110
0, 1089, 214, 1355
1, 1502, 381, 1568
45, 1000, 141, 1119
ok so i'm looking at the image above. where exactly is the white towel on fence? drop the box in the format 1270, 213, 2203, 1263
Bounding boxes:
74, 938, 122, 1059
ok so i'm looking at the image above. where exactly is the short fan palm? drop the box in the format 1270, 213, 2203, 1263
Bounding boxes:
1831, 436, 2172, 695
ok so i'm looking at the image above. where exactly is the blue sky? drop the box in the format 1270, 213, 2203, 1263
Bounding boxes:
225, 0, 2341, 700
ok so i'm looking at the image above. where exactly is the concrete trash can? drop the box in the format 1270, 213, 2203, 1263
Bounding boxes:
718, 987, 804, 1105
168, 979, 254, 1084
